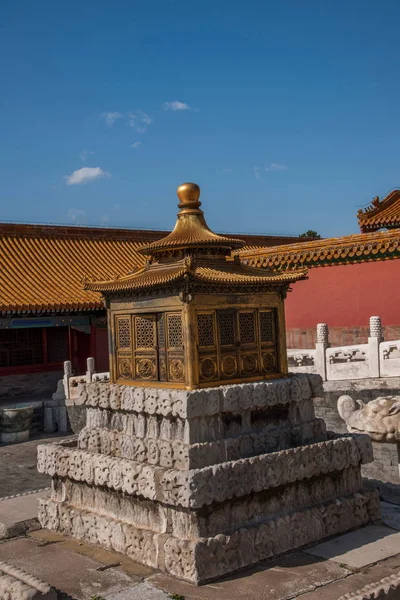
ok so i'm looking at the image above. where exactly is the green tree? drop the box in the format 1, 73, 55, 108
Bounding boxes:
299, 230, 321, 239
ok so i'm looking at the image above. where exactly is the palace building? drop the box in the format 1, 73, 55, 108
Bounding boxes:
1, 187, 399, 398
241, 190, 400, 348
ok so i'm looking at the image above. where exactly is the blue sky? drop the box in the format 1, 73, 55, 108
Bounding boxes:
1, 1, 400, 237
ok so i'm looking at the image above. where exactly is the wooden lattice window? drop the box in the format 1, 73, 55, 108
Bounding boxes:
218, 311, 236, 346
259, 311, 274, 343
197, 313, 215, 348
135, 316, 156, 349
239, 312, 256, 344
167, 314, 183, 349
116, 317, 131, 349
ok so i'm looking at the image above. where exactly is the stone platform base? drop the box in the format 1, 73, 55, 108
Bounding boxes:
37, 375, 381, 584
39, 489, 380, 584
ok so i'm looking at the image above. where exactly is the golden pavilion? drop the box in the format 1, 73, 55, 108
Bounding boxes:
85, 183, 307, 389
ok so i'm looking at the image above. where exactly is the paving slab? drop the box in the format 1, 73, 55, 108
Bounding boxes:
297, 554, 400, 599
28, 529, 155, 578
381, 502, 400, 531
150, 552, 351, 600
107, 582, 170, 600
0, 537, 137, 600
0, 489, 49, 539
0, 433, 75, 498
304, 524, 400, 569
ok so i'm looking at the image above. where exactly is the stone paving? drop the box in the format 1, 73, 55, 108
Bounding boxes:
0, 433, 72, 498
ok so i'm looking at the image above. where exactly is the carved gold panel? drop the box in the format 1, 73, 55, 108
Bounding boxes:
220, 354, 237, 378
199, 356, 218, 381
133, 315, 158, 381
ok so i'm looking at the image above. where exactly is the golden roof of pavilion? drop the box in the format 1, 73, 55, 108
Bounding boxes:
357, 189, 400, 232
85, 183, 307, 295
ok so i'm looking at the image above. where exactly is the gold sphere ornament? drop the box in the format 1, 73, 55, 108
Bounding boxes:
176, 182, 201, 208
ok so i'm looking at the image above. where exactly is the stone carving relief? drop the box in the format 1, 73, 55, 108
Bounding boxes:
338, 395, 400, 442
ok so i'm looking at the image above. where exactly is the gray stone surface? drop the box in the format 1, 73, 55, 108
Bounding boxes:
107, 582, 170, 600
149, 552, 351, 600
0, 560, 56, 600
0, 434, 75, 498
305, 524, 400, 568
0, 537, 138, 600
0, 371, 61, 400
381, 502, 400, 531
297, 554, 400, 599
0, 489, 49, 539
336, 571, 400, 600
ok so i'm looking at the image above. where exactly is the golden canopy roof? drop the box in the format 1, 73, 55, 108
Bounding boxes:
84, 183, 307, 295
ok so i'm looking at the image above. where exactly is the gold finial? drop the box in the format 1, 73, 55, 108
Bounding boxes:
177, 182, 201, 210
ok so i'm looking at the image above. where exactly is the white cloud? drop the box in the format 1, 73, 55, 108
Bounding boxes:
222, 168, 233, 173
79, 149, 95, 162
265, 163, 288, 172
131, 141, 142, 148
65, 167, 111, 186
163, 101, 191, 111
252, 166, 261, 180
67, 208, 86, 224
100, 215, 110, 224
101, 111, 123, 126
128, 110, 152, 133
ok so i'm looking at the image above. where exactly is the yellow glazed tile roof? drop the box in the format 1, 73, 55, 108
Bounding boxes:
240, 229, 400, 270
0, 224, 163, 313
0, 223, 302, 313
86, 183, 308, 296
85, 259, 307, 293
357, 190, 400, 232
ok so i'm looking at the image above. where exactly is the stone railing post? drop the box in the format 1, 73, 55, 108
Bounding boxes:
86, 357, 96, 382
315, 323, 330, 381
368, 316, 383, 378
63, 360, 72, 399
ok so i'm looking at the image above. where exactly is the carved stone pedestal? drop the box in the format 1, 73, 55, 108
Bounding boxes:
37, 374, 380, 584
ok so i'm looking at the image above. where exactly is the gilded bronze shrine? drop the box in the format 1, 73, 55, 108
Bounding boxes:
85, 183, 307, 389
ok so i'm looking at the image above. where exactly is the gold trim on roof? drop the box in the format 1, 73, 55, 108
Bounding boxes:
86, 183, 307, 296
239, 229, 400, 270
84, 259, 307, 293
139, 183, 245, 255
357, 190, 400, 232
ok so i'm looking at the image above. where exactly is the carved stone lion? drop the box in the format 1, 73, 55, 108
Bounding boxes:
337, 395, 400, 442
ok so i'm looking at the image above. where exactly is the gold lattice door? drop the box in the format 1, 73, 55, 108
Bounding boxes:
237, 310, 260, 377
133, 315, 158, 381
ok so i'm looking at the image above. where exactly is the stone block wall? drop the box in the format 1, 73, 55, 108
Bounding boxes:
287, 325, 400, 349
314, 377, 400, 485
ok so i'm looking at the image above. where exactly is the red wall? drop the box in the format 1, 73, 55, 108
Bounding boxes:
94, 327, 109, 372
285, 259, 400, 343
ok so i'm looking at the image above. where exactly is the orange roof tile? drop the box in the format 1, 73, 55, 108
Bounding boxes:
0, 223, 304, 313
239, 229, 400, 270
357, 190, 400, 232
